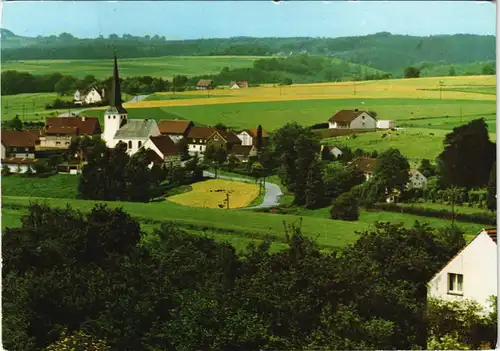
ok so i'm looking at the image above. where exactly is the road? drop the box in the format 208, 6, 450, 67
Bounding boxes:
58, 94, 150, 117
203, 171, 283, 209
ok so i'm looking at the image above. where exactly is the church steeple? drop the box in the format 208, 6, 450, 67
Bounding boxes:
106, 52, 127, 114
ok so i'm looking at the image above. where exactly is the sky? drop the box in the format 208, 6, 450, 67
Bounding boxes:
0, 1, 496, 39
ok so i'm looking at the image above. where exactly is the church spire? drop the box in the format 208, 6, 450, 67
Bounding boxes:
107, 51, 127, 114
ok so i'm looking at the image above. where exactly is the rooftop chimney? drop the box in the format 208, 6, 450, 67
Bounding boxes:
355, 108, 359, 112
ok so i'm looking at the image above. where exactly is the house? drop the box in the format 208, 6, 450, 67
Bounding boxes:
407, 169, 427, 189
157, 120, 194, 143
57, 147, 94, 175
1, 130, 39, 173
186, 126, 217, 156
196, 79, 214, 90
236, 127, 270, 146
328, 109, 377, 130
39, 116, 101, 149
231, 145, 257, 163
320, 145, 343, 160
74, 87, 105, 105
376, 120, 396, 130
206, 129, 242, 154
347, 157, 378, 180
101, 55, 161, 156
143, 135, 182, 168
230, 81, 249, 89
427, 228, 497, 313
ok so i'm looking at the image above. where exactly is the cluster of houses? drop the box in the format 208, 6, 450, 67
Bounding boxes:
1, 56, 267, 174
195, 79, 248, 90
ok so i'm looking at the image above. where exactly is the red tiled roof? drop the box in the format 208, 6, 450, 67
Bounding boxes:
329, 109, 370, 123
158, 120, 193, 135
149, 135, 180, 156
1, 157, 38, 165
246, 127, 270, 138
187, 126, 217, 139
485, 228, 497, 243
348, 157, 378, 173
45, 116, 101, 135
1, 130, 38, 147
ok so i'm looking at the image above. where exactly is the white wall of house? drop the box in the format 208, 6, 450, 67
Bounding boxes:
1, 144, 5, 159
349, 113, 377, 130
167, 134, 184, 144
39, 137, 72, 148
84, 88, 103, 104
427, 230, 497, 312
329, 147, 343, 158
230, 84, 240, 89
237, 131, 253, 146
113, 138, 148, 155
74, 90, 81, 101
5, 163, 34, 173
188, 143, 206, 156
328, 121, 350, 129
408, 170, 427, 189
377, 120, 396, 129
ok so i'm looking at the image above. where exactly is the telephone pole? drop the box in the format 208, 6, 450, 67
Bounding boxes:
353, 80, 356, 96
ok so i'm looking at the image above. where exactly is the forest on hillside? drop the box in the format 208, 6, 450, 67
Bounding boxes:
1, 30, 495, 73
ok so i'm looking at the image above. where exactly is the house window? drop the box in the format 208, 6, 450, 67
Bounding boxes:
138, 141, 142, 148
448, 273, 463, 295
13, 147, 17, 152
25, 147, 29, 151
214, 136, 219, 141
128, 140, 132, 149
113, 116, 116, 119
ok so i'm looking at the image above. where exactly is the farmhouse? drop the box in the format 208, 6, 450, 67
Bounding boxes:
1, 130, 39, 173
230, 81, 248, 89
320, 145, 343, 160
231, 145, 257, 163
206, 129, 242, 154
236, 127, 270, 146
143, 135, 182, 168
328, 109, 377, 130
196, 79, 214, 90
186, 126, 217, 156
157, 119, 194, 143
407, 169, 427, 189
74, 87, 105, 105
347, 157, 377, 180
101, 55, 161, 155
376, 120, 396, 130
427, 228, 497, 312
40, 116, 101, 149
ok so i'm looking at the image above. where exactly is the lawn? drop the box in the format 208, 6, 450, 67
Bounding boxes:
2, 174, 79, 199
2, 56, 265, 79
167, 179, 260, 209
398, 201, 493, 215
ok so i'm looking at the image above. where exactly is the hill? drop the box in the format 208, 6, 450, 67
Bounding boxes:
1, 30, 495, 74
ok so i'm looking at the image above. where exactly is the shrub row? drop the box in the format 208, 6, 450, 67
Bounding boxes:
373, 203, 495, 226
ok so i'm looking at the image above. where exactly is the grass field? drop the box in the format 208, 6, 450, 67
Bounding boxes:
168, 179, 260, 209
0, 93, 75, 121
1, 56, 265, 79
2, 174, 79, 198
398, 201, 493, 215
2, 194, 486, 251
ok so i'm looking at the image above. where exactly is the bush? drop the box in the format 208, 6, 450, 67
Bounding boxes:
330, 191, 359, 221
2, 164, 12, 176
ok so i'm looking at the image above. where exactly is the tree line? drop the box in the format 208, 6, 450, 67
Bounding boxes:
4, 198, 497, 350
2, 31, 495, 74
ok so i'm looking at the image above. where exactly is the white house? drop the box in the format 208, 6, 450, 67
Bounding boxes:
1, 130, 39, 173
236, 127, 270, 146
407, 169, 427, 189
74, 90, 82, 104
101, 55, 160, 155
74, 87, 105, 105
376, 120, 396, 129
347, 157, 377, 180
185, 126, 217, 156
320, 145, 343, 160
427, 228, 497, 312
328, 109, 377, 130
230, 81, 248, 89
237, 130, 253, 146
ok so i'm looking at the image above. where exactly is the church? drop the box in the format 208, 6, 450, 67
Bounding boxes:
101, 55, 181, 165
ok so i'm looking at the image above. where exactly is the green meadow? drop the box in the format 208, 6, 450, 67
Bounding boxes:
82, 98, 496, 131
1, 93, 73, 121
2, 56, 265, 79
2, 174, 79, 199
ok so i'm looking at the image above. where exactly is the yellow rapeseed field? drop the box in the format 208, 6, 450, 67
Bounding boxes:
167, 179, 260, 209
115, 75, 495, 109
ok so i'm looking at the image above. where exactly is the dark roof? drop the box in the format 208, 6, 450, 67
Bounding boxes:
329, 110, 372, 123
485, 228, 497, 243
246, 127, 270, 138
211, 129, 242, 145
107, 55, 127, 114
45, 116, 101, 135
187, 126, 217, 139
149, 135, 180, 156
232, 145, 253, 156
1, 130, 38, 147
348, 157, 378, 173
197, 79, 213, 87
158, 120, 193, 135
2, 157, 38, 165
145, 149, 163, 164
